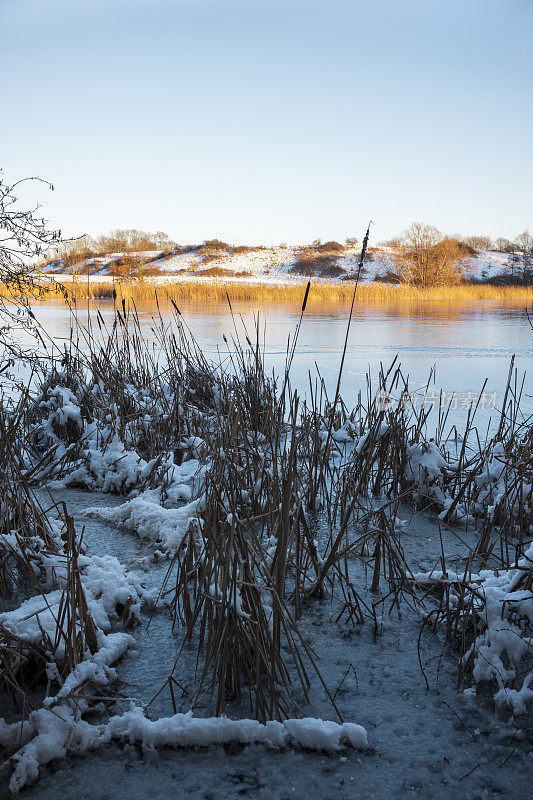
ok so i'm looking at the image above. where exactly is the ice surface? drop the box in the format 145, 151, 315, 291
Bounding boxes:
3, 489, 530, 799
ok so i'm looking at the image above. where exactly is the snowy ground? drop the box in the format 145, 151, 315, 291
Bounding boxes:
41, 247, 524, 285
6, 487, 530, 800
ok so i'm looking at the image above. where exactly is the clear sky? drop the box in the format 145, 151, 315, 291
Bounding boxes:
1, 0, 531, 245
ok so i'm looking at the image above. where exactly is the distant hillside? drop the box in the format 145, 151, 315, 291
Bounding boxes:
41, 243, 532, 286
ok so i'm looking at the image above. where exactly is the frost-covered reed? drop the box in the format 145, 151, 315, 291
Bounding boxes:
0, 290, 531, 791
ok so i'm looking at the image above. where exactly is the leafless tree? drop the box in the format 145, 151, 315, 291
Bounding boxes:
515, 229, 533, 255
462, 235, 493, 251
495, 237, 519, 254
0, 174, 61, 321
391, 223, 471, 287
0, 174, 63, 381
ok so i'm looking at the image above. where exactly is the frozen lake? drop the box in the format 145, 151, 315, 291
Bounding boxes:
25, 296, 533, 428
2, 296, 532, 798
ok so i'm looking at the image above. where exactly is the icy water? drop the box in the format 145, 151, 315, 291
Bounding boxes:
26, 297, 533, 427
20, 488, 532, 800
6, 298, 533, 799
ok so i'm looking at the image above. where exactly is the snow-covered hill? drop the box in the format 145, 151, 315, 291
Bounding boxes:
41, 247, 529, 285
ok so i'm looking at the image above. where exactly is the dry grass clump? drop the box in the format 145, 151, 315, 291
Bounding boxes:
140, 265, 165, 277
109, 255, 145, 280
231, 245, 262, 255
0, 392, 102, 710
194, 240, 262, 266
196, 239, 231, 264
290, 240, 350, 277
291, 246, 345, 278
317, 241, 346, 253
0, 395, 60, 601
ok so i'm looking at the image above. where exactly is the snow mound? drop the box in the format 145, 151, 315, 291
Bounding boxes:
6, 706, 367, 793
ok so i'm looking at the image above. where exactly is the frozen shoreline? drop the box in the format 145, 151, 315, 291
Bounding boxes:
9, 487, 531, 800
0, 304, 531, 797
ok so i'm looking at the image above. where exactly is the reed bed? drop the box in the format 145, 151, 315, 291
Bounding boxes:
8, 277, 533, 307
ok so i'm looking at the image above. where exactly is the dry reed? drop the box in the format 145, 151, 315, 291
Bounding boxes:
4, 278, 532, 308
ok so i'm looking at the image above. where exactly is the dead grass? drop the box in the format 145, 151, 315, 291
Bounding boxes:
22, 278, 533, 307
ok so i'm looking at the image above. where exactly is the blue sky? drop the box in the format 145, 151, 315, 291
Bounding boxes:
1, 0, 531, 245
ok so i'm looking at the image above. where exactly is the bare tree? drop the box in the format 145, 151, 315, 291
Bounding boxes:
504, 230, 533, 285
495, 237, 519, 254
515, 229, 533, 255
391, 223, 471, 287
0, 174, 61, 322
462, 235, 493, 251
52, 228, 177, 270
